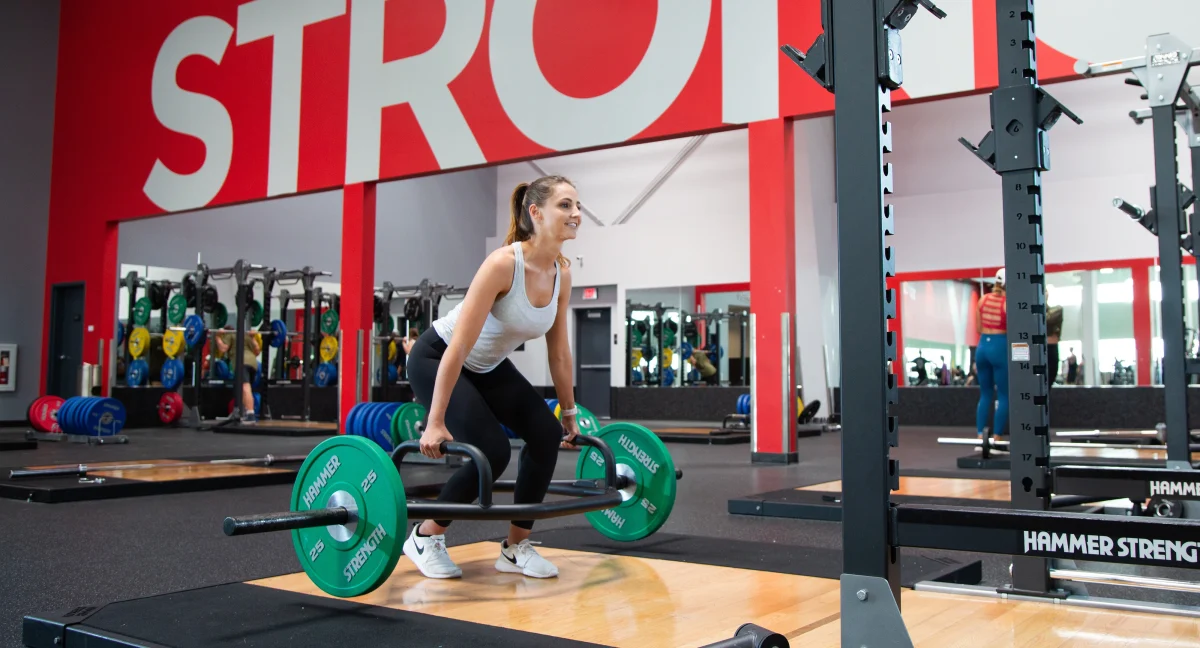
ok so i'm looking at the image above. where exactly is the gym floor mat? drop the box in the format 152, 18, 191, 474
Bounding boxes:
648, 426, 750, 445
0, 458, 297, 503
23, 582, 605, 648
211, 420, 338, 437
0, 457, 448, 503
0, 432, 36, 451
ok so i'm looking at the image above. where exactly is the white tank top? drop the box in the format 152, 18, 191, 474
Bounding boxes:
433, 243, 560, 373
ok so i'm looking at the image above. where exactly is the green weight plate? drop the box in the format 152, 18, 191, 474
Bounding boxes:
391, 402, 426, 446
321, 309, 341, 336
290, 435, 407, 598
248, 300, 264, 327
167, 295, 188, 325
376, 316, 394, 336
132, 297, 152, 326
576, 422, 676, 542
212, 303, 228, 329
576, 404, 601, 436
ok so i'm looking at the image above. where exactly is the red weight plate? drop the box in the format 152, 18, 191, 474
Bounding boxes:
30, 396, 65, 433
158, 392, 181, 425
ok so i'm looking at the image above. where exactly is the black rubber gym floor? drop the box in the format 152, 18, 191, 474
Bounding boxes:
3, 424, 1198, 647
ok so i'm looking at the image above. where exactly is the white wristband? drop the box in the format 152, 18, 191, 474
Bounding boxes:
559, 407, 579, 418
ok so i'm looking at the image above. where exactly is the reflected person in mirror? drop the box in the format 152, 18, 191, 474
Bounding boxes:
975, 269, 1008, 439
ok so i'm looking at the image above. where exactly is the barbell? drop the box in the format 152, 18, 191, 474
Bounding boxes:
222, 421, 681, 597
9, 454, 308, 479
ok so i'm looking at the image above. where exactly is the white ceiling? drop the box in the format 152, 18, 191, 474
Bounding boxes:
888, 73, 1197, 198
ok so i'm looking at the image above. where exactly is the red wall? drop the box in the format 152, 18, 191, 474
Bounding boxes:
41, 0, 1092, 392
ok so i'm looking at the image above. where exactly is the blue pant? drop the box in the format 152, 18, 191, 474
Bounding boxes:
976, 334, 1008, 436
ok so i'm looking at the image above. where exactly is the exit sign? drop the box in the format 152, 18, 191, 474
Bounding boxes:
582, 287, 598, 301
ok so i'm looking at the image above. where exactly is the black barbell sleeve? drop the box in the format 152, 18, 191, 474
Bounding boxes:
224, 507, 350, 537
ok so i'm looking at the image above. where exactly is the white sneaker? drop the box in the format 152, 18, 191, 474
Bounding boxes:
495, 539, 559, 578
403, 525, 462, 579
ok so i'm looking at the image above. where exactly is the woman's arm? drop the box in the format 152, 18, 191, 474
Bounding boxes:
977, 296, 984, 336
544, 266, 576, 428
425, 251, 514, 429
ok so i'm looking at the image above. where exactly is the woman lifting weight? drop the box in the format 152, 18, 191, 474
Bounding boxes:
403, 175, 581, 580
975, 269, 1008, 439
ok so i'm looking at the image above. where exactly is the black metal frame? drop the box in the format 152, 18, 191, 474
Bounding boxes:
957, 0, 1080, 596
783, 5, 1200, 642
1093, 36, 1200, 467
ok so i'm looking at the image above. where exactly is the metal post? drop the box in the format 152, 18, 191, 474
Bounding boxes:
231, 261, 248, 420
1152, 102, 1192, 465
780, 313, 794, 456
337, 328, 345, 426
302, 284, 316, 422
748, 312, 757, 449
957, 0, 1080, 595
96, 339, 105, 397
828, 0, 901, 605
260, 276, 273, 417
785, 0, 946, 635
355, 329, 363, 405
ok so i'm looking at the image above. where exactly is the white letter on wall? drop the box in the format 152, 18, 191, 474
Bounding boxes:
722, 0, 778, 124
237, 0, 346, 197
345, 0, 486, 183
144, 17, 235, 212
490, 0, 710, 151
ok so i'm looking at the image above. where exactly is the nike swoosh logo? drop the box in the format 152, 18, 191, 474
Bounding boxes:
415, 536, 425, 555
503, 551, 518, 565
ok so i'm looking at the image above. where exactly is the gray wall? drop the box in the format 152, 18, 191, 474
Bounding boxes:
375, 168, 497, 286
0, 0, 59, 419
119, 190, 345, 275
118, 167, 497, 288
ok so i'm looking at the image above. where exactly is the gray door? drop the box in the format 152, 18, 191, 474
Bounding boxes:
575, 308, 611, 418
48, 283, 86, 398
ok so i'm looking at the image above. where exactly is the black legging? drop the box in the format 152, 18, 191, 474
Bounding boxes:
406, 329, 562, 529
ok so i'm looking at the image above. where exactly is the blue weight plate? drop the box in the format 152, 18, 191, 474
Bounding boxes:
70, 398, 89, 434
314, 362, 337, 387
58, 398, 79, 435
344, 403, 361, 436
160, 359, 182, 390
355, 402, 378, 441
376, 403, 401, 451
364, 403, 384, 443
269, 319, 288, 348
365, 403, 388, 450
183, 314, 206, 348
86, 398, 127, 436
371, 403, 396, 451
351, 402, 371, 438
77, 398, 97, 436
547, 399, 558, 411
126, 359, 147, 387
